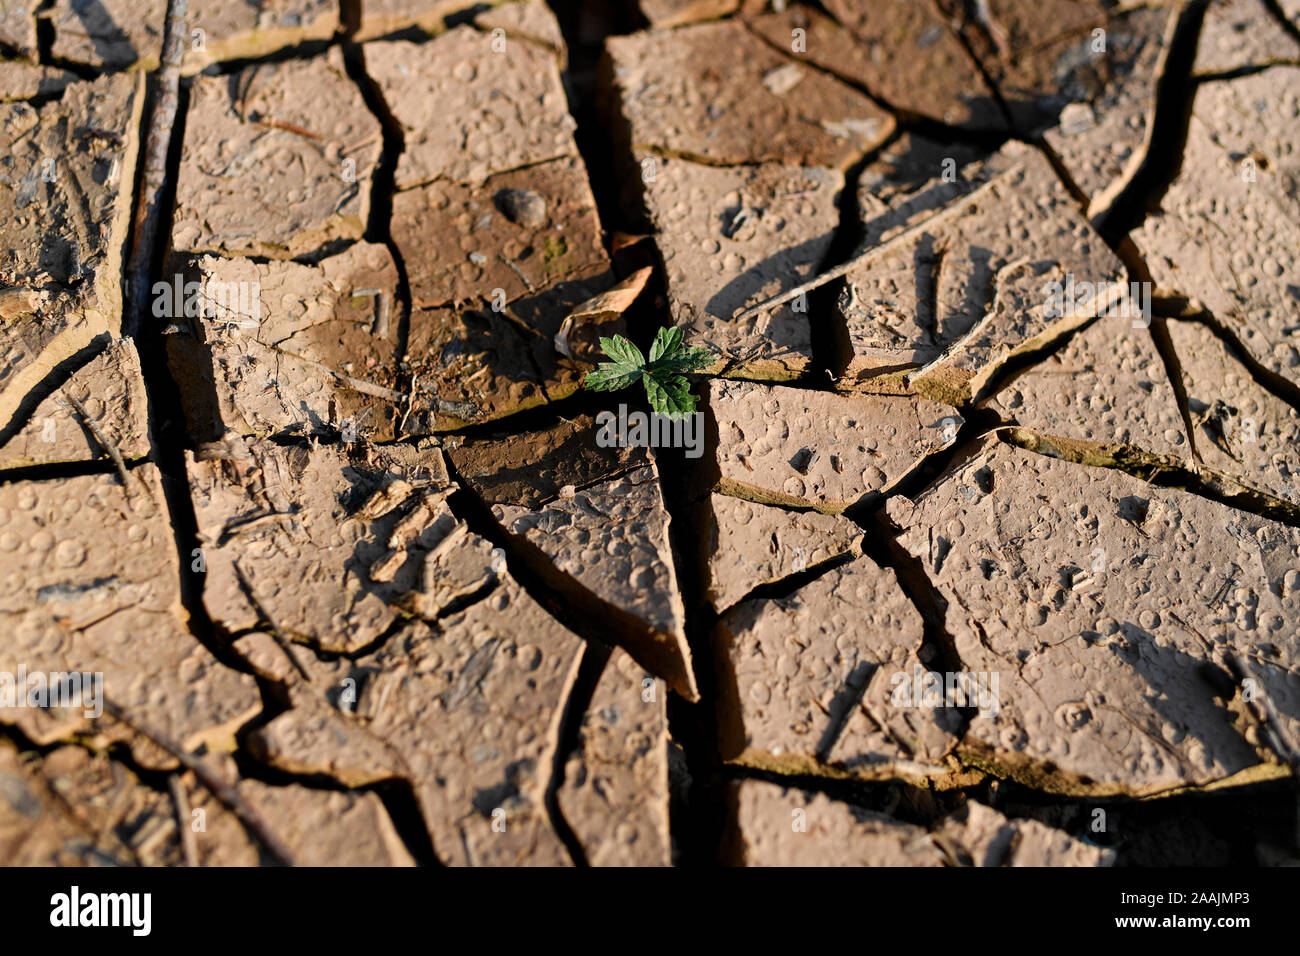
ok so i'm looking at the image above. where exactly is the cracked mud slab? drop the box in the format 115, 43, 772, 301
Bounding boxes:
178, 755, 416, 867
606, 19, 894, 169
354, 0, 495, 41
939, 0, 1111, 133
727, 780, 945, 866
446, 413, 647, 509
638, 155, 841, 380
705, 493, 862, 613
171, 48, 381, 260
188, 438, 499, 654
0, 1, 34, 58
558, 652, 670, 866
1041, 4, 1175, 214
0, 740, 412, 866
47, 0, 339, 73
1131, 70, 1300, 389
0, 72, 143, 433
716, 554, 956, 781
165, 242, 404, 443
745, 0, 1003, 130
1194, 0, 1300, 74
989, 315, 1189, 455
0, 740, 175, 866
837, 142, 1128, 403
729, 780, 1114, 866
887, 438, 1300, 795
402, 268, 641, 433
711, 379, 961, 512
250, 577, 586, 866
0, 338, 149, 469
402, 306, 548, 431
396, 157, 608, 313
0, 61, 74, 101
368, 27, 578, 191
933, 800, 1115, 866
474, 0, 567, 64
0, 465, 262, 770
1169, 319, 1300, 503
493, 463, 698, 701
637, 0, 739, 28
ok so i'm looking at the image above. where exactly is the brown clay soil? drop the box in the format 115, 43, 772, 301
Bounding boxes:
0, 0, 1298, 867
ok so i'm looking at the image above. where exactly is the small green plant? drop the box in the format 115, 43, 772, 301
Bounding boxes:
584, 327, 713, 418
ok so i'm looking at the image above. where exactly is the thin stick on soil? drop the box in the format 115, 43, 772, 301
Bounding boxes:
59, 392, 134, 492
168, 773, 200, 867
101, 695, 298, 866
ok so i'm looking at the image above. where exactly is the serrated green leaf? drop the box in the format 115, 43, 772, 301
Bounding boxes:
584, 362, 643, 392
644, 372, 698, 419
648, 326, 683, 363
647, 343, 714, 376
599, 334, 646, 369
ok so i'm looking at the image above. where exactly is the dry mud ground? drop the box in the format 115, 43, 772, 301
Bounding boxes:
0, 0, 1298, 867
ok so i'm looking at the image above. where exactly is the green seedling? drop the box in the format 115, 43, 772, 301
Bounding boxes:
584, 327, 713, 419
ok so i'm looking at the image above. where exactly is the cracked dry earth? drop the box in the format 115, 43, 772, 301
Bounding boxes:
0, 0, 1298, 869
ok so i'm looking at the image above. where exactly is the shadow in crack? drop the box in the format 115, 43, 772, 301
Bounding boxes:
68, 0, 138, 67
1098, 626, 1265, 779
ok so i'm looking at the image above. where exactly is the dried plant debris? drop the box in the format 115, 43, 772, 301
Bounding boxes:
0, 466, 262, 770
171, 49, 381, 260
710, 379, 961, 513
887, 438, 1299, 796
46, 0, 340, 73
0, 73, 143, 432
